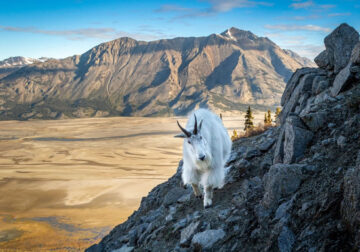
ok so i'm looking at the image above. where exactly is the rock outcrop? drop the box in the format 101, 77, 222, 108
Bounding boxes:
87, 23, 360, 251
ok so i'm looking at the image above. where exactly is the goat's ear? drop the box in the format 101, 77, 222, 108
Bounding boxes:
199, 120, 203, 131
174, 133, 186, 138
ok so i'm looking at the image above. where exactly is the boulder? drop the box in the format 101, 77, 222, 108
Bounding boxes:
262, 163, 303, 208
314, 50, 330, 69
278, 226, 295, 252
341, 165, 360, 244
163, 187, 186, 206
180, 221, 200, 245
300, 111, 328, 132
323, 23, 359, 73
281, 68, 321, 107
351, 42, 360, 64
273, 127, 285, 164
330, 63, 355, 97
280, 72, 320, 124
283, 116, 313, 164
191, 229, 226, 249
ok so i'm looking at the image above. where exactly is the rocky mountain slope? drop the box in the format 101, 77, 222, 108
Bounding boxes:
0, 28, 314, 120
86, 23, 360, 251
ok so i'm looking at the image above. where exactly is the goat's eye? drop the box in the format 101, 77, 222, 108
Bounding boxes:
187, 140, 191, 144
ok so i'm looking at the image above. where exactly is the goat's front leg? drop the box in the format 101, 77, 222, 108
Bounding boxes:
204, 185, 213, 208
191, 183, 202, 198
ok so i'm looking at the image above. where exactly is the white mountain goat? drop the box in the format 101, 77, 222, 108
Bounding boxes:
175, 109, 232, 207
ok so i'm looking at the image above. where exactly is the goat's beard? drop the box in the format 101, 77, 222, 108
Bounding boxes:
195, 152, 212, 172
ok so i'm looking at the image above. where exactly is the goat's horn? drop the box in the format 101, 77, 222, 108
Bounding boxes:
193, 114, 198, 135
177, 121, 191, 137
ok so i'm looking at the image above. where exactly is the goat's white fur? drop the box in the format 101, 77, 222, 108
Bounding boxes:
179, 108, 232, 207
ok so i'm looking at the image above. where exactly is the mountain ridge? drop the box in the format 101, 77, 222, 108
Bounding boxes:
0, 27, 315, 120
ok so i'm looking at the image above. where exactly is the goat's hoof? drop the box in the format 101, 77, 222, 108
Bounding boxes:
203, 199, 212, 208
196, 195, 202, 199
180, 181, 186, 189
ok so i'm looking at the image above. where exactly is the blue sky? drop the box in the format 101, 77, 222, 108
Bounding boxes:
1, 0, 359, 61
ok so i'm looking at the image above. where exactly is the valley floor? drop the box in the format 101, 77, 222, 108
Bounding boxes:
0, 113, 264, 251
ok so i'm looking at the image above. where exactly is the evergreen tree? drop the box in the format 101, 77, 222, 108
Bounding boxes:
266, 109, 272, 125
264, 113, 268, 124
244, 106, 254, 132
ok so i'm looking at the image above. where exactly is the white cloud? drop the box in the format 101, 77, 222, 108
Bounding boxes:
0, 25, 167, 41
328, 12, 351, 17
265, 24, 331, 32
290, 0, 314, 9
204, 0, 273, 12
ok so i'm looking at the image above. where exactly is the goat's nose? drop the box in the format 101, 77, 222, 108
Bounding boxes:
199, 154, 205, 161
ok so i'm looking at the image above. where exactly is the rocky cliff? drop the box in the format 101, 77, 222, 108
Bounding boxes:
0, 28, 314, 120
86, 23, 360, 252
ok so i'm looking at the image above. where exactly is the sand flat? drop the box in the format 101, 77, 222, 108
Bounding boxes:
0, 114, 264, 250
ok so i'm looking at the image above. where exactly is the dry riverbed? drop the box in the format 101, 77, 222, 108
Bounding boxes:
0, 114, 264, 251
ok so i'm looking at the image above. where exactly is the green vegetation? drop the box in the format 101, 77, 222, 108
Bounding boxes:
244, 106, 254, 132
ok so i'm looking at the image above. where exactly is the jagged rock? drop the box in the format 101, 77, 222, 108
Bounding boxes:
341, 165, 360, 246
323, 23, 359, 73
180, 221, 200, 245
259, 138, 276, 152
314, 50, 330, 69
278, 226, 295, 252
244, 147, 261, 160
280, 72, 321, 124
112, 245, 134, 252
163, 187, 186, 206
283, 116, 313, 164
191, 229, 225, 249
273, 127, 285, 164
337, 135, 347, 148
300, 111, 328, 132
331, 63, 354, 97
351, 42, 360, 64
281, 68, 321, 106
312, 75, 329, 95
262, 164, 303, 208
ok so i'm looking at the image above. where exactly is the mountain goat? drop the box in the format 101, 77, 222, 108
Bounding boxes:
175, 109, 232, 207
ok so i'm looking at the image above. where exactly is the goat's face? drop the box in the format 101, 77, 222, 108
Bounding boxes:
176, 114, 211, 164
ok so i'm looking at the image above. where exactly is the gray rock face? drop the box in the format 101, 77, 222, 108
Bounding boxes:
323, 23, 359, 73
278, 226, 295, 252
262, 164, 303, 208
180, 221, 200, 245
191, 229, 225, 249
331, 63, 354, 96
163, 187, 186, 206
314, 50, 330, 70
300, 111, 327, 132
341, 165, 360, 247
283, 116, 313, 164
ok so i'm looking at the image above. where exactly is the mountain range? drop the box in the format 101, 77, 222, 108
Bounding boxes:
0, 27, 315, 120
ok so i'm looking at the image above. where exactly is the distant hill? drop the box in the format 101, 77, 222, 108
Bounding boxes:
0, 27, 315, 120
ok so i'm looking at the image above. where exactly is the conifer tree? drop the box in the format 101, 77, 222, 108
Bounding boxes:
266, 109, 272, 125
244, 106, 254, 132
264, 113, 267, 124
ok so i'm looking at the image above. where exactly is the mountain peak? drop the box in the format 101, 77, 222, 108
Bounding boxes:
220, 27, 258, 41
